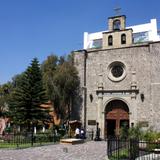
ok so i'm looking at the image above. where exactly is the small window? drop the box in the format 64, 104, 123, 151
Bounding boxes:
92, 39, 102, 48
121, 34, 126, 44
113, 20, 121, 30
108, 35, 113, 46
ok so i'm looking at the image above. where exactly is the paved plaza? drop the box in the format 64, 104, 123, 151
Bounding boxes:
0, 141, 107, 160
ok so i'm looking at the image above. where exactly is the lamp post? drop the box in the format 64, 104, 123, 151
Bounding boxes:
31, 121, 34, 146
82, 86, 87, 132
94, 122, 101, 141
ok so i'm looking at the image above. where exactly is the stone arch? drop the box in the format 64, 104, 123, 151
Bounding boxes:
108, 35, 113, 46
104, 98, 130, 138
121, 33, 126, 44
103, 97, 130, 112
113, 19, 121, 30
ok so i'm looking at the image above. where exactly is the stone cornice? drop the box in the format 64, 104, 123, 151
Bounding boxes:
96, 89, 139, 96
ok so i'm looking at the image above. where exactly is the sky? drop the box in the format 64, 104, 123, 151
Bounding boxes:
0, 0, 160, 84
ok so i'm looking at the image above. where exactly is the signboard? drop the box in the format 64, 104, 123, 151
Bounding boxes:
88, 120, 96, 125
138, 121, 149, 127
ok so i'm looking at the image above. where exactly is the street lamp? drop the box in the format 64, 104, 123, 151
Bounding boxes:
94, 122, 101, 141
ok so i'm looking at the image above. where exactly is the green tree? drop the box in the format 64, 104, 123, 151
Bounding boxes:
11, 73, 25, 88
41, 54, 58, 99
53, 61, 80, 120
0, 82, 13, 117
9, 58, 49, 131
41, 53, 81, 122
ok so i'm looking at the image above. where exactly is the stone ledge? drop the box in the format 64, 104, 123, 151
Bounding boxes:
60, 138, 84, 145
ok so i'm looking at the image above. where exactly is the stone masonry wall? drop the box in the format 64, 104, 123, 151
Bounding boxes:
74, 42, 160, 135
150, 42, 160, 131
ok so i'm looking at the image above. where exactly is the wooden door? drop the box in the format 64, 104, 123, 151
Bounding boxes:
105, 100, 129, 137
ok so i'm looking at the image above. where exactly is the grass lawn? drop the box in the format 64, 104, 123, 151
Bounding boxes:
0, 141, 57, 149
109, 148, 129, 160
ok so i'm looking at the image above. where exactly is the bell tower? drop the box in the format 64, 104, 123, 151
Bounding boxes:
103, 15, 133, 49
108, 15, 126, 31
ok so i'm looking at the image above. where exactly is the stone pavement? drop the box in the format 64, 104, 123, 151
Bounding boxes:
0, 141, 107, 160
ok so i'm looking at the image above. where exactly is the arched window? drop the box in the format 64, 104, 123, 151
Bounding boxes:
113, 20, 121, 30
108, 35, 113, 46
121, 34, 126, 44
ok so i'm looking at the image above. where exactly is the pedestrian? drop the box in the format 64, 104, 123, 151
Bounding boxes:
80, 128, 85, 139
75, 127, 80, 139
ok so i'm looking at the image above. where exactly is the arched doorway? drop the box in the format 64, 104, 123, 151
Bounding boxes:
105, 100, 129, 138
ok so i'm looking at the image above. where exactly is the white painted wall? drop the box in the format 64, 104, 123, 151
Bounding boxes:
84, 19, 160, 49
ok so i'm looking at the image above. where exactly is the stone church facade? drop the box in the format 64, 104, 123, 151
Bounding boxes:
74, 15, 160, 139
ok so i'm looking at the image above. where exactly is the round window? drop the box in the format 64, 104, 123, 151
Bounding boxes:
108, 62, 126, 82
111, 65, 123, 78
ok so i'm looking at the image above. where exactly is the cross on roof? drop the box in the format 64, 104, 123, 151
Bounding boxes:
114, 7, 121, 16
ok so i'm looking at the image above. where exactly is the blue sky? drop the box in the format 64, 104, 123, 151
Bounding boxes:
0, 0, 160, 84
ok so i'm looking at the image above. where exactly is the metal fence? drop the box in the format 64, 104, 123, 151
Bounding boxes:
0, 132, 60, 148
107, 138, 160, 160
0, 130, 94, 148
85, 130, 94, 141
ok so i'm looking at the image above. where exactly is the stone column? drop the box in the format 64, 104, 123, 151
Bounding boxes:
97, 64, 104, 138
97, 90, 103, 137
130, 71, 138, 125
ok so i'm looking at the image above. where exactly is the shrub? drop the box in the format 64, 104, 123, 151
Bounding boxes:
143, 130, 160, 142
119, 122, 129, 140
128, 124, 143, 139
